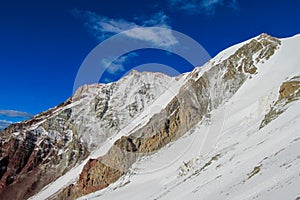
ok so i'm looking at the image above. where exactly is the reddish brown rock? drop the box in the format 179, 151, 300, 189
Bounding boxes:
0, 106, 88, 200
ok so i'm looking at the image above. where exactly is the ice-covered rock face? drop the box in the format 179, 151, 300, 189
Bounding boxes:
0, 70, 172, 199
69, 71, 173, 150
0, 103, 89, 200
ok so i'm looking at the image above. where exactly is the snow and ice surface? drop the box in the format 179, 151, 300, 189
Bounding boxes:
77, 34, 300, 200
30, 34, 300, 200
29, 70, 188, 200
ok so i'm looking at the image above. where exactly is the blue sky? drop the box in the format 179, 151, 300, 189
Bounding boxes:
0, 0, 299, 129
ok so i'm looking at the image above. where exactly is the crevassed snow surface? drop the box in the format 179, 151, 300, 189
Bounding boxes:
79, 35, 300, 200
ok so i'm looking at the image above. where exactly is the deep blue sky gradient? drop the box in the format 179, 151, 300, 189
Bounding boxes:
0, 0, 299, 123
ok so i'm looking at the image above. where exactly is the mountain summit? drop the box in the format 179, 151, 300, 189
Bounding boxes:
1, 33, 300, 200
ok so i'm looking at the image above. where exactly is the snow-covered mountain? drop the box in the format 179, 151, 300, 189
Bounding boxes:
1, 33, 300, 200
0, 71, 175, 199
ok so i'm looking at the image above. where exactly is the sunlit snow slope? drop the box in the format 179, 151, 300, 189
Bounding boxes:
78, 34, 300, 200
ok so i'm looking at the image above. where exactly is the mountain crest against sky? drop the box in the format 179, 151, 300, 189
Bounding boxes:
1, 33, 300, 200
1, 0, 299, 123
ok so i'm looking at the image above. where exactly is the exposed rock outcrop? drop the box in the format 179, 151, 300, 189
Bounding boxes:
56, 136, 138, 199
260, 76, 300, 128
0, 107, 89, 200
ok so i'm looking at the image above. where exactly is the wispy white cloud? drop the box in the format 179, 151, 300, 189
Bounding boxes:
71, 9, 178, 47
0, 119, 12, 130
0, 110, 33, 129
0, 110, 33, 118
168, 0, 238, 15
103, 77, 113, 83
102, 52, 139, 75
135, 11, 170, 27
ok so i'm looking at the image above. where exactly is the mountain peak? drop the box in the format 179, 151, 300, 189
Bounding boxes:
258, 32, 273, 38
257, 33, 280, 43
128, 69, 139, 75
1, 34, 300, 200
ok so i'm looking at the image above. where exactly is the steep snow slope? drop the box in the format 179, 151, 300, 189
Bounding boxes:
28, 32, 248, 200
0, 70, 179, 199
2, 33, 299, 200
70, 71, 175, 150
79, 34, 300, 200
29, 70, 188, 200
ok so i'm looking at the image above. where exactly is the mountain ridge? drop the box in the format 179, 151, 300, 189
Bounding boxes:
1, 33, 300, 200
76, 33, 300, 200
33, 33, 283, 199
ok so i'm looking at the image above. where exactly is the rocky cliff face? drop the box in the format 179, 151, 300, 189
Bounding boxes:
54, 33, 281, 200
0, 72, 171, 199
0, 100, 89, 200
260, 75, 300, 128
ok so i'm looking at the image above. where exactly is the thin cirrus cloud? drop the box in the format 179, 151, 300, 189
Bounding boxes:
72, 9, 179, 76
102, 52, 139, 75
71, 9, 178, 47
168, 0, 238, 15
0, 110, 33, 129
0, 120, 12, 130
0, 109, 33, 118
